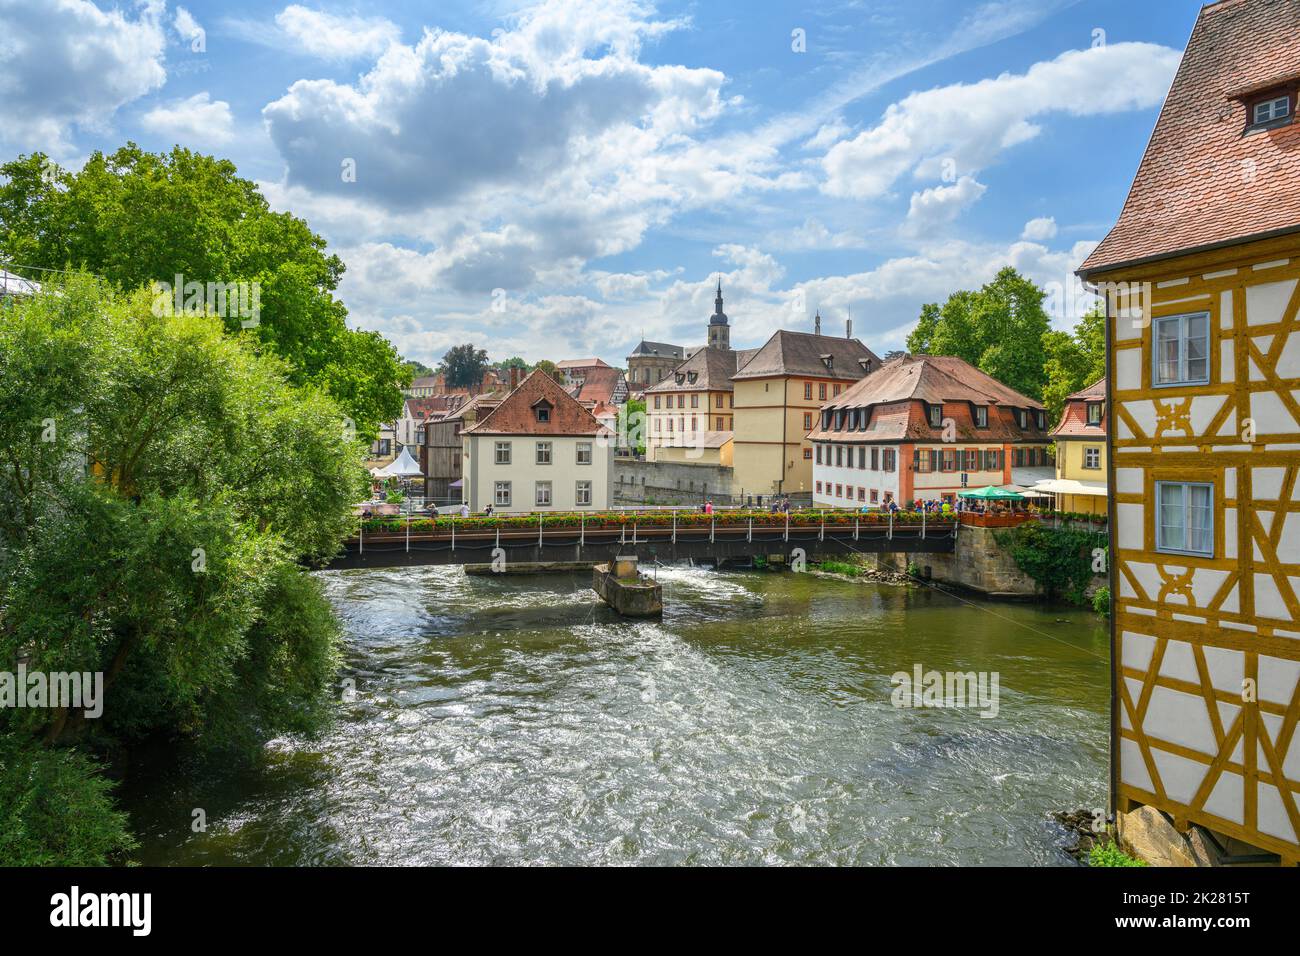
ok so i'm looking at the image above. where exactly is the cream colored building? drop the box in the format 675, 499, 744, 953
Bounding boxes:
731, 320, 880, 499
461, 370, 613, 513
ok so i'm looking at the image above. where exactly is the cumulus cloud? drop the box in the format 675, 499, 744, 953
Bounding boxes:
1021, 216, 1058, 240
902, 175, 987, 234
173, 6, 203, 47
821, 42, 1180, 199
141, 92, 235, 147
0, 0, 167, 152
274, 5, 401, 60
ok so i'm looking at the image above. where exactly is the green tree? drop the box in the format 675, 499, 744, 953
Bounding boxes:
0, 145, 406, 439
439, 343, 490, 391
906, 267, 1052, 399
618, 398, 647, 455
533, 359, 563, 383
1042, 304, 1106, 421
0, 276, 364, 862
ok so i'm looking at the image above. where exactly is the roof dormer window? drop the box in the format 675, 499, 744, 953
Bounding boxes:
1253, 94, 1291, 126
927, 403, 943, 428
687, 371, 698, 384
534, 400, 552, 423
1086, 402, 1103, 425
675, 373, 685, 385
973, 405, 988, 428
820, 354, 834, 374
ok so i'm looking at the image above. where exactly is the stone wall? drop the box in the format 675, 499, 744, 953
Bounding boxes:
876, 522, 1106, 598
613, 458, 736, 505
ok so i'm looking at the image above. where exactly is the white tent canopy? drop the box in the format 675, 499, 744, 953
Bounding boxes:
372, 446, 423, 478
1031, 478, 1107, 497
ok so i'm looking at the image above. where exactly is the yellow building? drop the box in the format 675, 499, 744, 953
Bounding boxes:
1078, 0, 1300, 864
1038, 378, 1107, 515
731, 319, 880, 500
645, 347, 746, 461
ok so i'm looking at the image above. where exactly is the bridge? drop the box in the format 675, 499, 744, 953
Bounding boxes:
325, 512, 957, 571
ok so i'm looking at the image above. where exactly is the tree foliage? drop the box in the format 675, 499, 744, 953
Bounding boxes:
1042, 304, 1106, 421
438, 343, 490, 390
0, 145, 407, 439
906, 267, 1053, 400
0, 277, 364, 862
995, 523, 1099, 604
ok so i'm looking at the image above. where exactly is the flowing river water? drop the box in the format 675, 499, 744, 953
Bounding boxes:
121, 565, 1109, 865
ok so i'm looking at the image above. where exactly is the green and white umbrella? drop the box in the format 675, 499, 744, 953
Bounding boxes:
957, 485, 1024, 501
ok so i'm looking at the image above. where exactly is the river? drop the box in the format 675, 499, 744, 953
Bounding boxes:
120, 565, 1109, 865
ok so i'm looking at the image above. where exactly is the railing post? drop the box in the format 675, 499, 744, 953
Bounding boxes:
406, 512, 410, 553
580, 514, 585, 548
819, 510, 824, 542
888, 512, 894, 540
921, 509, 926, 540
451, 515, 455, 552
784, 510, 789, 543
495, 525, 500, 551
854, 517, 859, 541
710, 514, 715, 543
672, 509, 677, 544
539, 513, 544, 548
747, 517, 752, 543
359, 514, 364, 554
632, 521, 637, 545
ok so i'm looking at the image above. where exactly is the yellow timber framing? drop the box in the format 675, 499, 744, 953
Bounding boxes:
1092, 234, 1300, 865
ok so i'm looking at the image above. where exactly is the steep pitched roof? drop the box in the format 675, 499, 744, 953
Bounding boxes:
1051, 377, 1108, 439
403, 395, 466, 420
465, 369, 609, 436
566, 365, 627, 404
731, 330, 881, 381
1079, 0, 1300, 276
644, 346, 740, 393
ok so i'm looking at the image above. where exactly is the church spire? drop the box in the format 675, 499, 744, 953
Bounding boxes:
708, 275, 730, 350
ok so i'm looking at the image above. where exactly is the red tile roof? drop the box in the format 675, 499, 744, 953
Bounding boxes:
1051, 378, 1108, 439
807, 354, 1048, 443
465, 369, 610, 436
1080, 0, 1300, 276
566, 365, 627, 404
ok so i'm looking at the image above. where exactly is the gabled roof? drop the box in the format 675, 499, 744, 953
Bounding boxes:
403, 395, 465, 420
628, 340, 685, 359
731, 330, 881, 381
1079, 0, 1300, 276
566, 365, 627, 404
1051, 377, 1108, 439
442, 391, 504, 423
823, 353, 1045, 411
465, 369, 610, 436
645, 346, 740, 393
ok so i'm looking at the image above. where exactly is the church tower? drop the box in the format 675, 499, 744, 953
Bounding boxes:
707, 278, 730, 350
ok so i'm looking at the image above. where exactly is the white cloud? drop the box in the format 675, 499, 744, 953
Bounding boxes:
821, 41, 1180, 199
274, 5, 401, 61
0, 0, 167, 153
141, 92, 235, 147
902, 175, 987, 234
1021, 216, 1058, 240
173, 6, 203, 47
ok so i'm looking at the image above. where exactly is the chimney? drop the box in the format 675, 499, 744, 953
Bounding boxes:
846, 317, 852, 339
814, 310, 821, 335
509, 365, 521, 390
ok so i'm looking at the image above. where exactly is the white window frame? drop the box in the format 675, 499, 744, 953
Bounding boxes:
575, 480, 592, 506
973, 405, 988, 428
1155, 480, 1214, 557
494, 441, 511, 465
535, 480, 552, 507
1253, 95, 1291, 125
576, 441, 592, 465
535, 441, 552, 465
494, 481, 511, 507
1083, 446, 1101, 470
1152, 311, 1210, 387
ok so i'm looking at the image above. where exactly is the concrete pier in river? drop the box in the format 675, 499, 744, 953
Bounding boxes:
591, 556, 662, 617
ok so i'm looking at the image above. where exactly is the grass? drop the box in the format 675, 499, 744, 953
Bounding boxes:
1088, 841, 1146, 867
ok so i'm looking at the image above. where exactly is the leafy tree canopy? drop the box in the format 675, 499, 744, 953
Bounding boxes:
1042, 304, 1106, 421
438, 343, 490, 390
906, 267, 1053, 400
0, 144, 407, 438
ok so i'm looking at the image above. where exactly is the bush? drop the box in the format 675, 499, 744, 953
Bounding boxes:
0, 734, 136, 866
995, 523, 1097, 604
1089, 841, 1145, 867
814, 560, 859, 576
1092, 586, 1111, 617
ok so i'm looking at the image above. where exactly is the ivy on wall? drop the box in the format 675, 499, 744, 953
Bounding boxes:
994, 523, 1099, 604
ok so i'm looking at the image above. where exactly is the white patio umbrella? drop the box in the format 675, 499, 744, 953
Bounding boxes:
373, 446, 423, 478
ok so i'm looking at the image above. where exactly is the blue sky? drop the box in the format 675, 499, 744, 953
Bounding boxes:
0, 0, 1199, 366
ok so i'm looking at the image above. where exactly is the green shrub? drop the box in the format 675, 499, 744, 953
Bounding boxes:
814, 560, 859, 576
0, 734, 136, 866
1088, 841, 1145, 867
1092, 586, 1111, 617
995, 523, 1097, 604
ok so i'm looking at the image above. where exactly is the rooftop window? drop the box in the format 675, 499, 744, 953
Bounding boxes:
1253, 94, 1291, 126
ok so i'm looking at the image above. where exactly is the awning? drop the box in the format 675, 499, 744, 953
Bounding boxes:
959, 485, 1024, 501
1031, 478, 1108, 497
1000, 483, 1052, 499
449, 478, 463, 489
